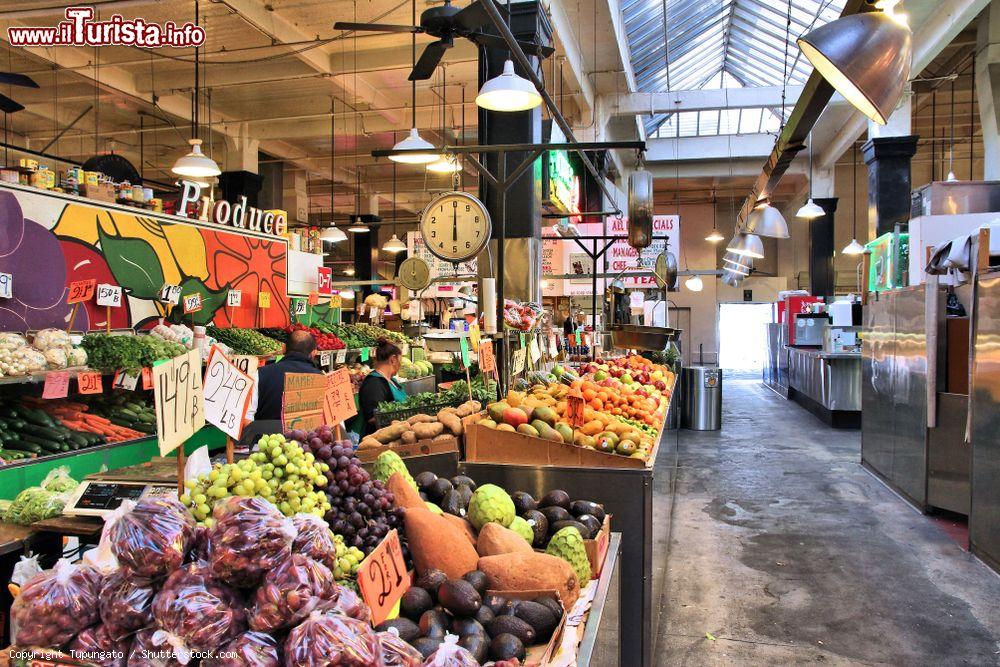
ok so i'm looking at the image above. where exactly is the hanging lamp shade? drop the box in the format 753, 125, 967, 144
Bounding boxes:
705, 229, 725, 243
427, 154, 461, 173
797, 10, 912, 125
796, 198, 825, 219
842, 238, 865, 255
389, 128, 439, 164
171, 138, 221, 178
340, 289, 355, 299
320, 226, 347, 243
343, 267, 356, 276
382, 234, 407, 253
684, 275, 704, 292
721, 270, 742, 286
476, 59, 542, 112
728, 231, 764, 259
747, 202, 789, 239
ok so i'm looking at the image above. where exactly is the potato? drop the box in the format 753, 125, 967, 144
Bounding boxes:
359, 437, 381, 450
407, 413, 436, 425
431, 433, 453, 443
400, 430, 418, 444
455, 400, 482, 418
412, 421, 445, 440
374, 423, 408, 444
437, 410, 463, 436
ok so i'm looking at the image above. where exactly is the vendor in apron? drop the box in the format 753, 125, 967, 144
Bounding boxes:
357, 338, 408, 436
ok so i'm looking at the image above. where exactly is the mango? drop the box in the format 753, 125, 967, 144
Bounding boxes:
517, 423, 539, 438
616, 439, 637, 456
506, 391, 526, 408
555, 423, 574, 444
503, 407, 529, 428
530, 419, 550, 434
497, 424, 516, 432
574, 433, 596, 448
479, 419, 498, 429
532, 406, 557, 426
488, 402, 510, 423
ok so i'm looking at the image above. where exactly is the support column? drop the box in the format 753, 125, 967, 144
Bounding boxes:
861, 136, 918, 238
976, 2, 1000, 179
352, 215, 380, 302
218, 171, 263, 207
808, 198, 838, 299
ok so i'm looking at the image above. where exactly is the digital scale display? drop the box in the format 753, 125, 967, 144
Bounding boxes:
65, 481, 176, 516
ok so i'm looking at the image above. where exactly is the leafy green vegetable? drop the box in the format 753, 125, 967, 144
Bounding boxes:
3, 486, 71, 525
81, 334, 186, 373
206, 326, 282, 355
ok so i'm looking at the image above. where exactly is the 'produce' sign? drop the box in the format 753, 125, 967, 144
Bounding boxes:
179, 180, 288, 237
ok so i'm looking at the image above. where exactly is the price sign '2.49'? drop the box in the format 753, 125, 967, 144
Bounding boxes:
203, 346, 255, 440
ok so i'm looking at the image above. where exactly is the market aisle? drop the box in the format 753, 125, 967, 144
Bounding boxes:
652, 376, 1000, 666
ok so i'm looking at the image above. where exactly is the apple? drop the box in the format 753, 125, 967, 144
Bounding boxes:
594, 370, 607, 381
622, 374, 634, 385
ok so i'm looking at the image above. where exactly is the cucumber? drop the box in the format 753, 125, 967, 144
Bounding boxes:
0, 407, 20, 421
20, 409, 54, 428
115, 408, 139, 419
15, 433, 61, 452
109, 416, 134, 428
18, 423, 66, 440
135, 413, 156, 424
66, 433, 89, 448
131, 422, 156, 434
5, 441, 42, 454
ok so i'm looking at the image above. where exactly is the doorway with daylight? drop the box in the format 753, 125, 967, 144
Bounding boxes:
718, 302, 773, 373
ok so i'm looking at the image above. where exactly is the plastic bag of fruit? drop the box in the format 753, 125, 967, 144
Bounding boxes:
421, 634, 480, 667
202, 631, 281, 667
282, 610, 380, 667
67, 623, 129, 667
99, 569, 157, 641
151, 561, 246, 653
377, 627, 423, 667
247, 553, 335, 633
127, 628, 186, 667
327, 583, 371, 623
291, 513, 337, 566
11, 558, 102, 648
109, 498, 195, 578
207, 496, 295, 587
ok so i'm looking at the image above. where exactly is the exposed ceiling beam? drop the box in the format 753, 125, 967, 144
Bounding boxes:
647, 158, 806, 180
607, 85, 805, 116
645, 133, 777, 162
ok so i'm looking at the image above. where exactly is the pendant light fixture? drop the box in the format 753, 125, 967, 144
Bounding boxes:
391, 0, 439, 164
322, 98, 347, 244
476, 60, 543, 112
728, 231, 764, 259
348, 170, 369, 233
343, 266, 356, 276
796, 136, 825, 218
843, 142, 865, 255
706, 192, 724, 242
746, 199, 789, 239
684, 275, 704, 292
797, 1, 912, 126
172, 0, 220, 178
382, 147, 407, 253
321, 226, 348, 243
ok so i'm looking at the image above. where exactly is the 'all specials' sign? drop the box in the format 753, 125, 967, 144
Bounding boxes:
178, 180, 287, 237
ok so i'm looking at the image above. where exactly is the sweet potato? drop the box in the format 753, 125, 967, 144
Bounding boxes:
407, 414, 436, 425
404, 508, 480, 578
432, 433, 454, 443
442, 513, 477, 546
400, 430, 417, 444
387, 472, 424, 510
412, 421, 444, 440
455, 401, 482, 418
478, 552, 579, 607
373, 423, 408, 444
476, 522, 533, 557
437, 409, 463, 436
358, 437, 381, 450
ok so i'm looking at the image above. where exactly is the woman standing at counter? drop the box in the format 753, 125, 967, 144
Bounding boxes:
357, 338, 408, 436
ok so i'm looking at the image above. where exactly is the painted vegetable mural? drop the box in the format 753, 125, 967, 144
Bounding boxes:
0, 189, 289, 331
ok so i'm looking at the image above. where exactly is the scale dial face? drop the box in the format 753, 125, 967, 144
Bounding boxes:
654, 252, 668, 288
419, 191, 491, 263
398, 256, 432, 291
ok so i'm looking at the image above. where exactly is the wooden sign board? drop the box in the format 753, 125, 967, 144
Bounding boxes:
203, 346, 255, 440
281, 372, 327, 432
152, 349, 205, 456
323, 367, 357, 425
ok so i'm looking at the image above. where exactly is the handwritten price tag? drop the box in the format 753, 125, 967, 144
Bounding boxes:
0, 272, 12, 299
335, 348, 347, 364
112, 370, 140, 391
227, 289, 242, 307
566, 390, 587, 428
323, 367, 357, 424
96, 284, 123, 307
308, 291, 320, 306
229, 355, 260, 382
77, 371, 103, 394
357, 529, 409, 627
360, 347, 370, 363
67, 279, 96, 304
331, 294, 342, 309
293, 298, 307, 315
183, 293, 203, 314
469, 324, 480, 350
319, 350, 332, 367
142, 367, 154, 390
478, 341, 496, 374
159, 284, 181, 304
459, 336, 471, 368
203, 346, 255, 440
511, 348, 526, 375
549, 334, 558, 356
528, 338, 541, 364
152, 349, 205, 456
258, 292, 271, 309
42, 371, 70, 399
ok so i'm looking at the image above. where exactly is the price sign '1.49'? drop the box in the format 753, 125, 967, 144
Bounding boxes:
152, 349, 205, 456
203, 346, 255, 440
0, 272, 12, 299
357, 529, 408, 627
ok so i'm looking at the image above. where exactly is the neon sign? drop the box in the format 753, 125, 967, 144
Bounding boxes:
545, 150, 581, 220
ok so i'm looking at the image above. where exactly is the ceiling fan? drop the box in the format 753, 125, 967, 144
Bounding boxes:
335, 0, 555, 81
0, 72, 39, 114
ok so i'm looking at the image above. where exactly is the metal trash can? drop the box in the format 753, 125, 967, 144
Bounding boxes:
681, 366, 722, 430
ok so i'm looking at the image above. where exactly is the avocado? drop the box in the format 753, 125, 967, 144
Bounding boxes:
483, 594, 509, 614
569, 500, 606, 522
511, 491, 537, 514
415, 471, 438, 492
399, 586, 433, 620
462, 570, 489, 595
521, 509, 549, 547
440, 488, 466, 516
412, 637, 443, 659
437, 579, 482, 617
450, 475, 476, 490
453, 484, 473, 508
512, 600, 559, 640
533, 595, 564, 619
474, 604, 496, 627
490, 634, 526, 662
459, 633, 489, 663
451, 617, 487, 638
418, 609, 449, 639
540, 505, 572, 526
517, 423, 539, 438
576, 513, 603, 538
487, 615, 536, 646
374, 617, 420, 642
550, 519, 589, 539
427, 478, 454, 503
415, 569, 448, 598
539, 489, 571, 510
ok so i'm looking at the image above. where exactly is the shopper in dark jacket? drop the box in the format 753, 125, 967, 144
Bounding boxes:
357, 338, 408, 436
252, 330, 323, 421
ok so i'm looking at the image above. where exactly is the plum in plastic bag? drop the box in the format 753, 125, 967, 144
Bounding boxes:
421, 634, 479, 667
187, 524, 210, 563
110, 498, 195, 578
207, 496, 295, 587
292, 513, 337, 566
99, 569, 157, 640
328, 583, 371, 624
282, 610, 380, 667
248, 553, 335, 633
377, 628, 423, 667
127, 629, 185, 667
67, 623, 129, 667
152, 561, 246, 653
11, 559, 102, 648
203, 631, 281, 667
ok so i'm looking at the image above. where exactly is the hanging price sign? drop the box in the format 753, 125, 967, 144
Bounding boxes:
511, 348, 526, 375
0, 272, 12, 299
77, 371, 103, 394
459, 336, 471, 368
331, 294, 343, 309
96, 284, 123, 307
112, 370, 140, 391
293, 298, 308, 315
142, 367, 154, 390
152, 349, 205, 456
159, 284, 181, 304
227, 289, 242, 307
183, 293, 203, 314
335, 348, 347, 364
549, 334, 558, 356
319, 350, 332, 367
478, 341, 496, 374
469, 324, 480, 350
528, 338, 541, 364
67, 279, 96, 304
323, 367, 357, 425
203, 346, 255, 440
42, 371, 70, 399
258, 292, 271, 309
357, 529, 408, 627
360, 347, 370, 363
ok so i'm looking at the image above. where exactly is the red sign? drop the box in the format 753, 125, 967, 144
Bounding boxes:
308, 291, 320, 306
67, 279, 96, 304
142, 367, 154, 390
323, 367, 357, 424
357, 529, 409, 627
317, 267, 333, 295
77, 371, 103, 394
478, 341, 496, 374
42, 371, 70, 399
566, 390, 586, 428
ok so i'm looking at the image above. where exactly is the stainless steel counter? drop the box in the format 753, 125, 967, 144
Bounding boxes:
786, 346, 862, 412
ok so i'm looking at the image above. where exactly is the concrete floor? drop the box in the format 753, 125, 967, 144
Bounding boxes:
652, 376, 1000, 666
